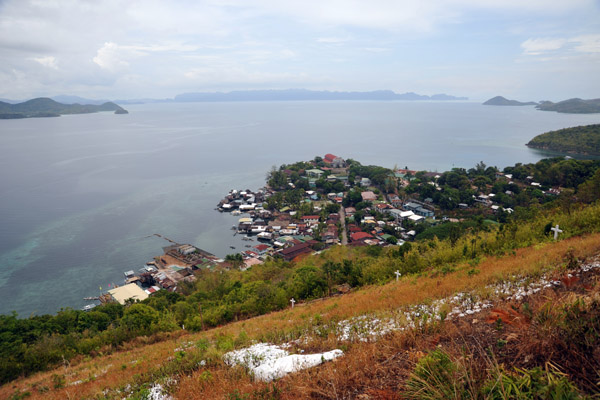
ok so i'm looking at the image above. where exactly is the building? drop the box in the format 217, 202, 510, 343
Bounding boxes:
108, 283, 149, 305
351, 231, 373, 242
361, 191, 377, 202
306, 169, 324, 178
323, 153, 345, 168
280, 242, 313, 261
403, 202, 434, 217
301, 215, 320, 225
177, 244, 196, 255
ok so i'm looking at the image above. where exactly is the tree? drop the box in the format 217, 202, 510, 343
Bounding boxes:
225, 253, 244, 269
577, 169, 600, 203
121, 304, 159, 332
386, 235, 398, 245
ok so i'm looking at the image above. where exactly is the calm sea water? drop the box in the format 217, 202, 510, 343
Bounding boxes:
1, 101, 598, 316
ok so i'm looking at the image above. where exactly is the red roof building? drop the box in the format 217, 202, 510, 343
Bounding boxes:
351, 232, 373, 242
324, 153, 338, 163
280, 242, 313, 261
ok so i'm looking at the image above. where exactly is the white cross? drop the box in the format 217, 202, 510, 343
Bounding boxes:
394, 270, 401, 281
290, 298, 296, 308
551, 224, 563, 240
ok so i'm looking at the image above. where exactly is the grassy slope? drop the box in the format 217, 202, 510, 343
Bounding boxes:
3, 232, 600, 399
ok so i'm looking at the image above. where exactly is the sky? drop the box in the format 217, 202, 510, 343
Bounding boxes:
0, 0, 599, 101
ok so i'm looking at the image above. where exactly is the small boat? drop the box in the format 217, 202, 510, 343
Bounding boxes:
230, 246, 236, 249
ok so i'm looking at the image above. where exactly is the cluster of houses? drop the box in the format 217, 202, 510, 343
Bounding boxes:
97, 243, 222, 307
89, 156, 572, 308
214, 154, 443, 266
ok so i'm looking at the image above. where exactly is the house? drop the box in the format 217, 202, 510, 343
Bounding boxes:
388, 194, 402, 207
306, 169, 324, 178
361, 191, 377, 202
323, 154, 345, 167
242, 257, 263, 271
351, 231, 373, 242
301, 215, 320, 225
253, 244, 270, 255
374, 203, 391, 213
408, 214, 425, 223
345, 207, 356, 215
108, 283, 149, 305
360, 177, 372, 187
416, 207, 434, 218
404, 202, 434, 217
386, 208, 409, 220
324, 153, 338, 163
280, 242, 313, 261
177, 244, 196, 255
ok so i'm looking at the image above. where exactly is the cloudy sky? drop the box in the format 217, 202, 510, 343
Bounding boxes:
0, 0, 599, 101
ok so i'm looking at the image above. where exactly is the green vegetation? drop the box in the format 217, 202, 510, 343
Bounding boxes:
2, 156, 600, 387
0, 98, 128, 119
526, 124, 600, 156
536, 98, 600, 114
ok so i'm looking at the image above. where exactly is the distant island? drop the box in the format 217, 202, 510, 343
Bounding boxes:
536, 98, 600, 114
0, 97, 128, 119
526, 124, 600, 155
483, 95, 600, 114
173, 89, 468, 102
483, 96, 537, 106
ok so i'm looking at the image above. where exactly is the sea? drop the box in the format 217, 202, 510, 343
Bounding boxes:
1, 101, 598, 316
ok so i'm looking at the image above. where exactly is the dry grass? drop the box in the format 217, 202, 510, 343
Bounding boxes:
3, 233, 600, 399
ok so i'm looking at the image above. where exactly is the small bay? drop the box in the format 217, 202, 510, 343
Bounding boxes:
0, 101, 598, 316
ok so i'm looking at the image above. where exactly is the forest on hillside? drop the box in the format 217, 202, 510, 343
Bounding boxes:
527, 124, 600, 156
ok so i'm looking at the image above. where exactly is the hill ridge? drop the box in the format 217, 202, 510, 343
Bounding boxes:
0, 97, 128, 119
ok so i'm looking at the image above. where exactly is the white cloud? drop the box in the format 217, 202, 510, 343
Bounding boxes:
31, 56, 58, 69
521, 34, 600, 56
93, 42, 131, 72
572, 34, 600, 53
521, 38, 567, 55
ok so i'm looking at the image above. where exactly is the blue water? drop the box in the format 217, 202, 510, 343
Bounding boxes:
0, 101, 598, 316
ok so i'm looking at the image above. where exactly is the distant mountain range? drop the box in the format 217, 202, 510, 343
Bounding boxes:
173, 89, 468, 102
0, 98, 128, 119
483, 96, 600, 114
1, 90, 469, 107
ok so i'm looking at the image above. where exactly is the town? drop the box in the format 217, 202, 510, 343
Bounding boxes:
92, 153, 570, 309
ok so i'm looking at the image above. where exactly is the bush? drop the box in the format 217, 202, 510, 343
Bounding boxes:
405, 349, 471, 399
483, 365, 583, 399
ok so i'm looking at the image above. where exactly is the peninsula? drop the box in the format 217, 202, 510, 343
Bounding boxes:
527, 124, 600, 155
0, 97, 128, 119
536, 98, 600, 114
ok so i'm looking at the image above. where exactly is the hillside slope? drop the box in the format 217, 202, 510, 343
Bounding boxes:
527, 124, 600, 155
3, 233, 600, 399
